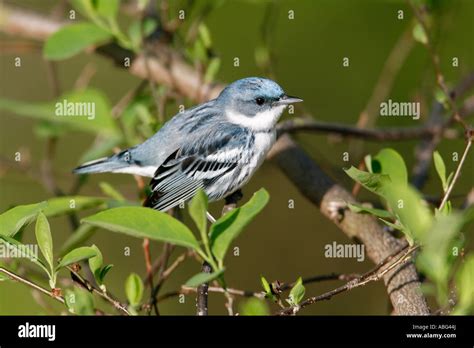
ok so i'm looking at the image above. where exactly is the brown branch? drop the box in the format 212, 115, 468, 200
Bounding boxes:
267, 135, 430, 314
67, 266, 130, 315
158, 272, 360, 304
0, 267, 65, 304
408, 1, 466, 130
147, 243, 174, 313
0, 5, 430, 315
142, 238, 157, 315
278, 244, 419, 315
277, 118, 454, 141
411, 72, 474, 190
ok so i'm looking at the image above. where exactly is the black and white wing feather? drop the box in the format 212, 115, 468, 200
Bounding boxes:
144, 125, 252, 211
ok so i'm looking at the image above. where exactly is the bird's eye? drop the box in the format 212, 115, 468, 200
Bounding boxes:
255, 97, 265, 106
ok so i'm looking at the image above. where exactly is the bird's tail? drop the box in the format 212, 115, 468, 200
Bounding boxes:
73, 152, 129, 175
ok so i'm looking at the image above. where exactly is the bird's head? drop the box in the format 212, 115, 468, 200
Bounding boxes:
218, 77, 302, 131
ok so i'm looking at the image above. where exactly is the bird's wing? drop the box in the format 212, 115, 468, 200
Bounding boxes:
144, 125, 252, 211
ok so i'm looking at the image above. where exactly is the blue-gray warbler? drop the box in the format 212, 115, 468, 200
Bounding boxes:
74, 77, 302, 211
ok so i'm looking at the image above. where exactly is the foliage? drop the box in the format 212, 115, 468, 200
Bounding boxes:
345, 148, 473, 312
0, 187, 269, 314
1, 0, 472, 317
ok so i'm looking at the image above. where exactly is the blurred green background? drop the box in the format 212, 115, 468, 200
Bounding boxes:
0, 0, 473, 315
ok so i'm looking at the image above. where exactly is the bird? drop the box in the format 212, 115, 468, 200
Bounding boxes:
73, 77, 302, 212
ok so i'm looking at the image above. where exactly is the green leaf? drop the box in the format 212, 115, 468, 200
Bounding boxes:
128, 21, 143, 51
143, 18, 158, 37
44, 23, 112, 60
453, 254, 474, 315
260, 275, 276, 301
383, 184, 433, 243
413, 23, 428, 45
35, 213, 54, 272
446, 171, 454, 188
288, 277, 305, 306
344, 166, 391, 195
128, 18, 157, 52
239, 298, 269, 316
189, 189, 208, 235
82, 207, 201, 250
434, 87, 449, 106
364, 154, 373, 173
210, 189, 269, 265
35, 120, 66, 139
43, 196, 106, 218
348, 203, 394, 219
88, 245, 103, 280
260, 276, 271, 294
125, 273, 144, 307
0, 235, 50, 275
0, 202, 47, 237
57, 246, 97, 269
433, 151, 447, 192
184, 269, 225, 287
70, 0, 96, 18
59, 224, 97, 257
204, 57, 221, 83
65, 287, 95, 315
416, 213, 463, 305
99, 182, 126, 202
96, 0, 119, 19
372, 148, 408, 186
99, 264, 114, 283
0, 89, 120, 136
379, 218, 405, 232
198, 23, 212, 48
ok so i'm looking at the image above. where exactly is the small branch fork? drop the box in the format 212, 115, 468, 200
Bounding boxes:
157, 272, 359, 303
6, 4, 474, 316
160, 245, 418, 316
278, 244, 419, 315
66, 266, 131, 316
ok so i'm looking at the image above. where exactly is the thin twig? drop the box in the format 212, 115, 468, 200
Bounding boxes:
276, 117, 470, 141
67, 266, 130, 315
142, 237, 157, 315
157, 272, 359, 303
409, 1, 467, 131
0, 267, 65, 304
438, 137, 473, 211
278, 244, 418, 315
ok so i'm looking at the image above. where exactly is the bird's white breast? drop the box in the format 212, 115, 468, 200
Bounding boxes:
251, 131, 276, 168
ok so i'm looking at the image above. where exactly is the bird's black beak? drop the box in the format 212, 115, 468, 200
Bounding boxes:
274, 94, 303, 106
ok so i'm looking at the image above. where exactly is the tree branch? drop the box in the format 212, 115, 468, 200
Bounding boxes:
0, 4, 430, 315
0, 267, 65, 304
267, 135, 430, 314
278, 244, 419, 315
